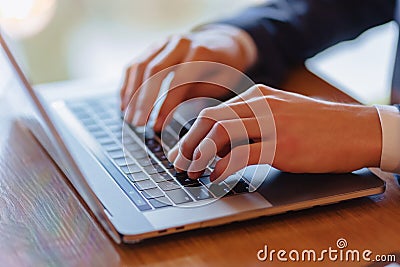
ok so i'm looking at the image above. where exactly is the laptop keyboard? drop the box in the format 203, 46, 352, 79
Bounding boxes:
66, 97, 250, 211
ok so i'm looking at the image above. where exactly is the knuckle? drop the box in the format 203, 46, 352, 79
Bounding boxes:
248, 84, 271, 95
256, 84, 269, 93
177, 36, 191, 46
199, 107, 215, 118
264, 95, 281, 107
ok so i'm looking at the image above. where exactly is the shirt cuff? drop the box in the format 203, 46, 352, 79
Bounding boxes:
373, 105, 400, 173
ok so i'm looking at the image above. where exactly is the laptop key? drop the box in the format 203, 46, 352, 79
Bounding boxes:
81, 117, 97, 126
121, 135, 135, 145
186, 186, 214, 200
142, 188, 165, 199
150, 173, 173, 183
92, 131, 109, 139
160, 160, 174, 169
149, 197, 173, 208
87, 125, 102, 132
157, 180, 181, 191
127, 189, 151, 211
96, 136, 115, 145
160, 129, 177, 148
223, 174, 244, 190
102, 143, 121, 152
109, 125, 122, 133
114, 157, 135, 166
165, 189, 193, 204
96, 111, 113, 120
108, 150, 125, 159
144, 164, 165, 175
175, 172, 201, 187
136, 158, 153, 167
134, 180, 157, 190
129, 149, 148, 159
102, 118, 121, 126
200, 177, 233, 198
120, 164, 142, 174
232, 179, 250, 194
123, 143, 142, 152
127, 172, 149, 182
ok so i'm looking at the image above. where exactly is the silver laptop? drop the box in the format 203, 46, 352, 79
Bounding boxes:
0, 32, 385, 244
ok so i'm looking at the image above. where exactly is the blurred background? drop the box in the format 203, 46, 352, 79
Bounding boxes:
0, 0, 397, 104
0, 0, 261, 84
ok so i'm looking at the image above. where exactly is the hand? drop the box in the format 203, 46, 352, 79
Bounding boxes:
120, 25, 257, 132
168, 85, 382, 182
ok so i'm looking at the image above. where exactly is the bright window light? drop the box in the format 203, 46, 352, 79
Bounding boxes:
0, 0, 57, 39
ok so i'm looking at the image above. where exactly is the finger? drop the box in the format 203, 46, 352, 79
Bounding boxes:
152, 54, 207, 132
153, 85, 187, 132
185, 63, 246, 100
223, 84, 266, 105
210, 141, 275, 182
153, 60, 242, 132
121, 63, 146, 113
154, 50, 250, 131
120, 41, 168, 111
187, 117, 271, 177
129, 37, 191, 126
171, 97, 267, 171
170, 106, 237, 171
120, 67, 131, 110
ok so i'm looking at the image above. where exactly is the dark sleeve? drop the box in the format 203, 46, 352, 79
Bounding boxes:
217, 0, 396, 86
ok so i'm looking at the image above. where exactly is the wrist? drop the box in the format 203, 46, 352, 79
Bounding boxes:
191, 24, 257, 69
352, 105, 382, 168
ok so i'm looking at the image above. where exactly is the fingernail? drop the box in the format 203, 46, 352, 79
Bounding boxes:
187, 164, 196, 174
173, 154, 191, 172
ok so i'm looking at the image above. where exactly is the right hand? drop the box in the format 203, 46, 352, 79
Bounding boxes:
120, 25, 256, 132
167, 85, 382, 182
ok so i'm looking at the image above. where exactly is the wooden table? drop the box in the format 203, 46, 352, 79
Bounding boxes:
0, 67, 399, 267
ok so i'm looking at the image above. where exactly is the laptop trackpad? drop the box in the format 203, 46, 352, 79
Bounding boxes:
242, 166, 385, 206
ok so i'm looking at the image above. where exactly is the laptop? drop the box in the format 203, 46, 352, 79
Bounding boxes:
0, 32, 385, 244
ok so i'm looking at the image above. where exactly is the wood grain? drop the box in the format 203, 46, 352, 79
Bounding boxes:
0, 116, 119, 266
0, 67, 399, 267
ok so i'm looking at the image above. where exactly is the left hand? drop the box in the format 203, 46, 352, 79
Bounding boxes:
167, 85, 382, 182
